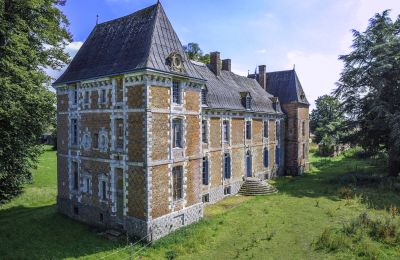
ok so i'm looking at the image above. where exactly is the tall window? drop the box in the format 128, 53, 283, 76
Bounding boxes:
201, 88, 207, 105
172, 166, 183, 200
202, 120, 207, 143
302, 121, 306, 137
223, 153, 231, 179
173, 118, 183, 148
72, 86, 78, 104
100, 89, 107, 103
72, 161, 79, 191
303, 143, 306, 159
115, 119, 124, 149
202, 157, 209, 185
276, 121, 280, 141
246, 121, 252, 140
223, 120, 229, 143
263, 148, 269, 167
172, 81, 181, 104
264, 121, 269, 138
275, 145, 280, 165
116, 78, 123, 103
93, 133, 99, 149
71, 119, 78, 145
84, 91, 89, 104
100, 180, 107, 200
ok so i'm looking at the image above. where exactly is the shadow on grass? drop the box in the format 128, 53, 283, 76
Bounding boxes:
274, 154, 400, 210
0, 204, 122, 259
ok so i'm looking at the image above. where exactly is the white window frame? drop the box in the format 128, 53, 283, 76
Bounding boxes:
172, 118, 183, 148
172, 80, 182, 105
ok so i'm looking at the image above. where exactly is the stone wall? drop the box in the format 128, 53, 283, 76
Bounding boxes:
151, 164, 170, 218
127, 166, 146, 220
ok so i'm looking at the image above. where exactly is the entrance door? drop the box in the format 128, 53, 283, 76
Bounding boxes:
246, 151, 252, 177
115, 168, 124, 221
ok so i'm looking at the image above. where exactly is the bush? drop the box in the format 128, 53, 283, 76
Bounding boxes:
337, 186, 354, 199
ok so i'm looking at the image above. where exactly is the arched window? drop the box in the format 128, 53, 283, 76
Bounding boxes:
263, 148, 269, 168
172, 118, 183, 148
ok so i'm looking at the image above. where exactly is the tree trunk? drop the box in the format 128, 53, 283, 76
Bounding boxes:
388, 147, 400, 177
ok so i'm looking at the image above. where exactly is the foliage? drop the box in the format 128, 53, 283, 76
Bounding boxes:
183, 42, 210, 64
310, 95, 345, 151
334, 10, 400, 176
0, 0, 71, 203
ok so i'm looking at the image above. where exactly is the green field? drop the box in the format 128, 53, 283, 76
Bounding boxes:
1, 146, 400, 259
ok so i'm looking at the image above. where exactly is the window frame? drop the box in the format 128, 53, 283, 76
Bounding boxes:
172, 166, 183, 201
223, 153, 231, 179
201, 119, 207, 143
100, 89, 107, 104
84, 90, 89, 105
172, 80, 182, 105
201, 87, 207, 105
222, 120, 230, 143
246, 120, 252, 140
172, 118, 183, 148
71, 119, 78, 145
263, 120, 269, 138
115, 118, 124, 149
202, 157, 209, 185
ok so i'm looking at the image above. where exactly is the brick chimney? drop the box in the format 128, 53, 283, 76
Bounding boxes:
210, 52, 221, 76
258, 65, 266, 90
222, 59, 231, 72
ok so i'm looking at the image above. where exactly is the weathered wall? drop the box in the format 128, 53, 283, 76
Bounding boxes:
151, 164, 170, 219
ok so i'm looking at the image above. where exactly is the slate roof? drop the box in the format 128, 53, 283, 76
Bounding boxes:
54, 3, 202, 85
193, 62, 281, 113
249, 69, 309, 105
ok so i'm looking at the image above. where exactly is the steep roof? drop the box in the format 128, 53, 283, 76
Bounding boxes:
54, 3, 202, 85
249, 69, 309, 105
193, 62, 281, 113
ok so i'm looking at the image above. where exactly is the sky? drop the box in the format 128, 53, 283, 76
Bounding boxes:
51, 0, 400, 109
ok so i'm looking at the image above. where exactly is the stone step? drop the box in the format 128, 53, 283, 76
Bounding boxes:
238, 178, 278, 196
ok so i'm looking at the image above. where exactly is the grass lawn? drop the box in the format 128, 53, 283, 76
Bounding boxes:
1, 145, 400, 259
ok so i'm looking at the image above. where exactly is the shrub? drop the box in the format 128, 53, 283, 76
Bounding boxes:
165, 249, 177, 260
337, 186, 354, 199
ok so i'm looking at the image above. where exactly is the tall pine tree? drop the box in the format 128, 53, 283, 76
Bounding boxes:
0, 0, 71, 203
335, 10, 400, 176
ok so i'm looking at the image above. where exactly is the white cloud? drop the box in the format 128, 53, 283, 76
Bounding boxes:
285, 51, 343, 109
256, 49, 267, 54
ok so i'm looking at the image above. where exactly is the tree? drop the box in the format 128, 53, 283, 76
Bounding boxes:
183, 42, 210, 64
0, 0, 71, 203
310, 95, 345, 155
334, 10, 400, 176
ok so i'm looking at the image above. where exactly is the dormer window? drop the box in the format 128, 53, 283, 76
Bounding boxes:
245, 94, 252, 110
201, 87, 207, 105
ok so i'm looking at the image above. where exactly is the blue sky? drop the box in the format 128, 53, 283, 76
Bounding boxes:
53, 0, 400, 108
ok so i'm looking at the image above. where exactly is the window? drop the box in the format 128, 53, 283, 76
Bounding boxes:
84, 91, 89, 104
246, 121, 252, 140
71, 119, 78, 145
202, 194, 210, 203
302, 121, 306, 137
202, 157, 209, 185
275, 145, 280, 165
172, 81, 181, 104
223, 153, 231, 179
73, 206, 79, 215
245, 95, 251, 109
224, 186, 231, 195
83, 174, 91, 193
72, 161, 79, 191
263, 148, 269, 168
202, 120, 207, 143
172, 166, 183, 201
116, 78, 123, 103
93, 133, 99, 149
303, 143, 306, 159
201, 88, 207, 105
172, 118, 183, 148
115, 119, 124, 149
100, 89, 107, 104
275, 121, 280, 141
100, 180, 107, 201
72, 86, 78, 104
223, 120, 229, 143
264, 121, 269, 138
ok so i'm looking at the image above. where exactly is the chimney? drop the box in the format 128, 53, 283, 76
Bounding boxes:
210, 52, 221, 76
258, 65, 266, 90
222, 59, 231, 72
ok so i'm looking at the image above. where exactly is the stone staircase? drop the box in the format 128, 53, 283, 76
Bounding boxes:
238, 177, 278, 196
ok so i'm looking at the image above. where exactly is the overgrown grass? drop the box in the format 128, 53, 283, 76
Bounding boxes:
1, 145, 400, 259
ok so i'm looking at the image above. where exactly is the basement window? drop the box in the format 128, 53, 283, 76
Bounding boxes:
202, 194, 210, 203
224, 186, 231, 195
